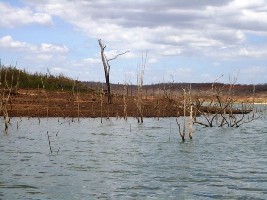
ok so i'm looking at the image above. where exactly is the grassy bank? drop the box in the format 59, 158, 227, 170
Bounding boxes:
0, 65, 88, 92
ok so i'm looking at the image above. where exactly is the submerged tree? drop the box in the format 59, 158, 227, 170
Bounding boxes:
176, 85, 193, 142
98, 39, 129, 104
0, 63, 19, 134
192, 75, 257, 128
175, 75, 261, 142
136, 53, 147, 123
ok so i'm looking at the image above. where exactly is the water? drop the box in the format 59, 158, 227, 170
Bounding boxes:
0, 116, 267, 199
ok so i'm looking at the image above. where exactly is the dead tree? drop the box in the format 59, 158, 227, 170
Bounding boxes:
0, 66, 16, 134
136, 53, 147, 123
176, 85, 194, 142
98, 39, 129, 104
123, 75, 129, 121
192, 75, 257, 127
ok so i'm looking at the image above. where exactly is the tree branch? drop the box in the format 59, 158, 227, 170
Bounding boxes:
107, 51, 130, 62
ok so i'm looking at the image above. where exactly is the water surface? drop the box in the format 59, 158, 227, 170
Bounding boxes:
0, 116, 267, 199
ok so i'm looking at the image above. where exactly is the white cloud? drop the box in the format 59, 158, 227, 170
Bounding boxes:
83, 58, 101, 64
24, 0, 267, 60
0, 2, 52, 28
0, 35, 36, 50
36, 54, 53, 61
0, 35, 69, 68
235, 30, 246, 42
104, 50, 126, 60
241, 66, 266, 75
239, 48, 249, 56
162, 48, 182, 56
2, 0, 267, 60
0, 35, 68, 55
148, 58, 158, 63
40, 43, 68, 53
228, 0, 266, 9
213, 45, 267, 59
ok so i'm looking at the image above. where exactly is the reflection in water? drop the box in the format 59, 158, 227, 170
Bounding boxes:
0, 116, 267, 199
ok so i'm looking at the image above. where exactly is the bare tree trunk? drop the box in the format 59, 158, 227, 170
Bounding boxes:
182, 88, 186, 140
100, 89, 103, 123
136, 53, 147, 123
0, 68, 15, 134
189, 85, 193, 140
123, 82, 128, 121
98, 39, 112, 104
98, 39, 129, 104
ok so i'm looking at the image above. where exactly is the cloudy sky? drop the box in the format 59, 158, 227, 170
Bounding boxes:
1, 0, 267, 84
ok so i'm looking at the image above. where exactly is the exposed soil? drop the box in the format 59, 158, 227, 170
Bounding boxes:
3, 89, 184, 118
2, 89, 266, 118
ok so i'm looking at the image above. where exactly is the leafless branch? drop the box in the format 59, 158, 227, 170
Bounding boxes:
211, 74, 223, 91
107, 50, 130, 62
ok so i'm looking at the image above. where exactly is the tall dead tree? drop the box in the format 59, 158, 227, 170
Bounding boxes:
135, 53, 147, 123
98, 39, 129, 104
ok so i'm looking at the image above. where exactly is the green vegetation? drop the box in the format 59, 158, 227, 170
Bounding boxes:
0, 64, 88, 92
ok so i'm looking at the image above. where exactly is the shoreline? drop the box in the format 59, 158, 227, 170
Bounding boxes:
1, 89, 266, 118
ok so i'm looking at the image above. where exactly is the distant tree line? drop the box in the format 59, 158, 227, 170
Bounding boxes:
82, 81, 267, 96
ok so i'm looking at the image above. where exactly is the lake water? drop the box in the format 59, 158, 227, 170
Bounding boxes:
0, 115, 267, 199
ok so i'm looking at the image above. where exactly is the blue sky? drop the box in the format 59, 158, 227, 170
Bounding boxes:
0, 0, 267, 84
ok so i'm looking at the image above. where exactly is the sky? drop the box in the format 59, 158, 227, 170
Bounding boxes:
0, 0, 267, 85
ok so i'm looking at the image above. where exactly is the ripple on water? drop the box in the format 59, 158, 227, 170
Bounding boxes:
0, 117, 267, 199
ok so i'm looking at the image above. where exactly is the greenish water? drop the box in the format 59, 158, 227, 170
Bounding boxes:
0, 116, 266, 199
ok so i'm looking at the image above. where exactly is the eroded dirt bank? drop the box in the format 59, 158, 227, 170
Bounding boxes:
1, 89, 266, 118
